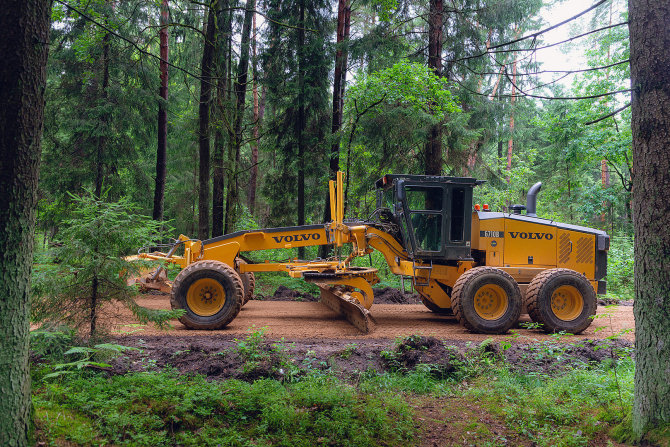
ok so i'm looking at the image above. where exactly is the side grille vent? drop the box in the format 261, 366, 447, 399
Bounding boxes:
576, 237, 594, 264
558, 233, 571, 264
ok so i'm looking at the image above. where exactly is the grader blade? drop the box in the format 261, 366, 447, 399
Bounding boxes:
316, 284, 376, 333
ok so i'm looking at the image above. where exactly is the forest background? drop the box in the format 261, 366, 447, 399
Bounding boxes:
40, 0, 633, 293
5, 0, 668, 445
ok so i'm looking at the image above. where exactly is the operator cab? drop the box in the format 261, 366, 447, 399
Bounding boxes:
375, 174, 482, 262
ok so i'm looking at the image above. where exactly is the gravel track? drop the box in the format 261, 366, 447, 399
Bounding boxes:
108, 295, 635, 342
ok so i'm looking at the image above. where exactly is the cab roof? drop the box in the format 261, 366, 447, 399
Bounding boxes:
375, 173, 484, 189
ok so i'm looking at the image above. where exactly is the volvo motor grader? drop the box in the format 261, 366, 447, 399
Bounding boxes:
137, 172, 609, 334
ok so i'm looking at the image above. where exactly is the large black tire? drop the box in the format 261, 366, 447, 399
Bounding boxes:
236, 259, 256, 305
171, 260, 244, 329
420, 296, 454, 315
525, 268, 597, 334
451, 267, 522, 334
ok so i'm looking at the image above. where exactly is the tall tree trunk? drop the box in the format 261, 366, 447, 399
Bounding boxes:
296, 0, 306, 259
320, 0, 350, 258
506, 56, 518, 180
248, 11, 259, 215
198, 5, 217, 240
224, 0, 256, 234
95, 28, 111, 198
90, 275, 98, 337
629, 0, 670, 438
0, 1, 51, 445
212, 0, 231, 237
424, 0, 443, 175
153, 0, 169, 221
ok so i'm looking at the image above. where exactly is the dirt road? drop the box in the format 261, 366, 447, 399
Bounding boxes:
110, 295, 635, 342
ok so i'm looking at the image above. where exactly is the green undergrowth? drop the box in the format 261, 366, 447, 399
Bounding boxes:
32, 330, 645, 447
33, 372, 414, 446
468, 359, 635, 447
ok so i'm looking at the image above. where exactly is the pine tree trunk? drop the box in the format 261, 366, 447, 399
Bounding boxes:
424, 0, 443, 175
224, 0, 255, 234
212, 0, 231, 237
153, 0, 169, 222
628, 0, 670, 438
297, 0, 306, 259
90, 275, 98, 337
198, 6, 217, 240
319, 0, 350, 258
506, 57, 518, 179
0, 1, 51, 445
95, 29, 111, 197
248, 11, 259, 214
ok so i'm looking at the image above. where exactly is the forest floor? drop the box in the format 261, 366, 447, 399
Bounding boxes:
33, 287, 645, 447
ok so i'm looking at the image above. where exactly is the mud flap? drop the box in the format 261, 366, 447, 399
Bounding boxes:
316, 284, 376, 334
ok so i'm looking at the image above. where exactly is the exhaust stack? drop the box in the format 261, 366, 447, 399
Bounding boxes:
526, 182, 542, 217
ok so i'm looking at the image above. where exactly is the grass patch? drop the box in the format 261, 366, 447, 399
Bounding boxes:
34, 371, 415, 446
467, 358, 634, 447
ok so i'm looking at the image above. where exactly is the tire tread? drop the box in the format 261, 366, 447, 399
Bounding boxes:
525, 268, 596, 333
171, 260, 244, 329
452, 266, 521, 334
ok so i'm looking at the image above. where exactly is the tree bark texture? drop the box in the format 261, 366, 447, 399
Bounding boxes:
296, 0, 306, 259
248, 11, 259, 214
198, 7, 217, 240
424, 0, 443, 176
323, 0, 350, 222
224, 0, 256, 234
95, 29, 111, 198
319, 0, 350, 258
212, 0, 231, 237
153, 0, 169, 222
506, 57, 518, 179
0, 1, 51, 445
628, 0, 670, 437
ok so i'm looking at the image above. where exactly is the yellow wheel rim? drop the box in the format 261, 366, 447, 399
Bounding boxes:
550, 285, 583, 321
473, 284, 508, 320
186, 278, 225, 316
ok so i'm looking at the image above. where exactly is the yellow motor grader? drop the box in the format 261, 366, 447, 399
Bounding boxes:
137, 172, 608, 334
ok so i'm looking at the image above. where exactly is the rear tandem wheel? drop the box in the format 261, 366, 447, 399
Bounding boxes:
524, 268, 597, 334
171, 260, 244, 329
235, 259, 256, 306
451, 267, 522, 334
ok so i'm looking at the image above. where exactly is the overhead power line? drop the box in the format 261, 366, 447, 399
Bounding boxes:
456, 59, 630, 77
453, 75, 631, 101
485, 21, 628, 56
451, 0, 611, 63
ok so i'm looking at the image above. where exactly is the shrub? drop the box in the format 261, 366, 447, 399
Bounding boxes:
31, 190, 182, 337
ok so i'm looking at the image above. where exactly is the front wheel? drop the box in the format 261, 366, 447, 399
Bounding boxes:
451, 267, 522, 334
171, 260, 244, 329
525, 268, 596, 334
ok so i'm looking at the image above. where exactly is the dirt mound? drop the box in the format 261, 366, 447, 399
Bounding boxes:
373, 287, 421, 304
107, 334, 632, 383
259, 285, 319, 302
502, 338, 633, 375
382, 335, 463, 379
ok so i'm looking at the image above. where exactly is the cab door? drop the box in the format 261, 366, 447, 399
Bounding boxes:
400, 184, 445, 258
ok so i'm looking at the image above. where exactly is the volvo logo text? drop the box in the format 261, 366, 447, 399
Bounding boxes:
509, 232, 553, 240
272, 233, 321, 243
